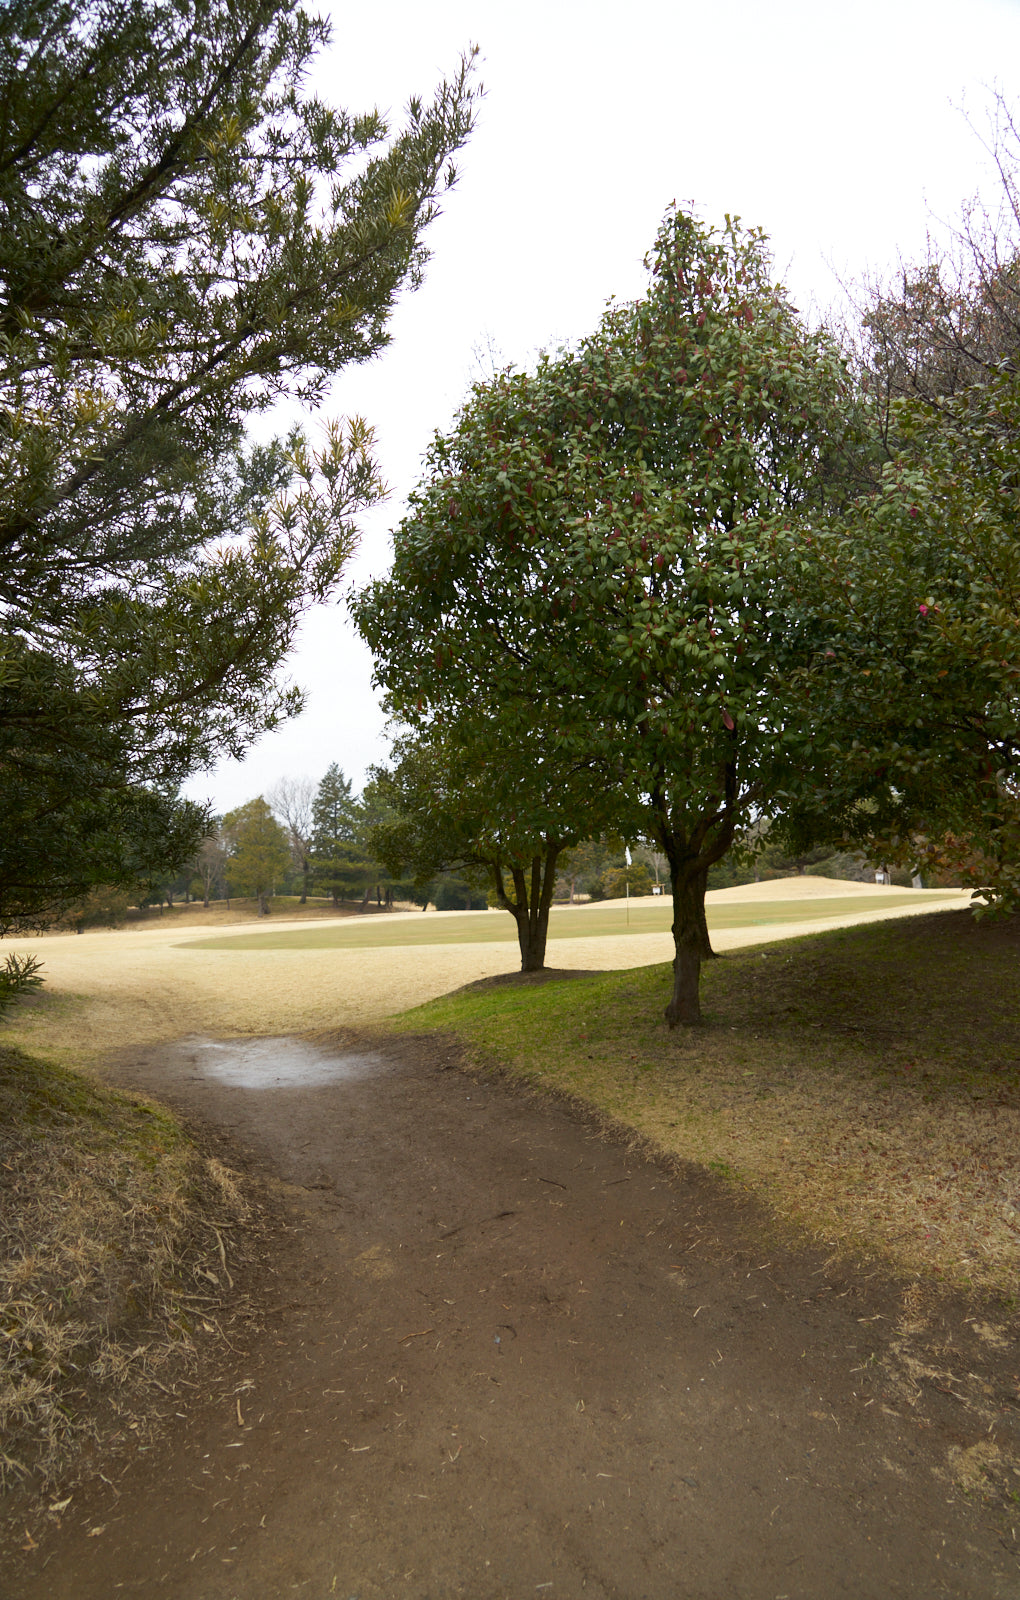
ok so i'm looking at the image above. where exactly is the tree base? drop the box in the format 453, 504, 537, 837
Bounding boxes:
665, 945, 702, 1026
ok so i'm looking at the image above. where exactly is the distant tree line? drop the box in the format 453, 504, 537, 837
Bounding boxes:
121, 762, 475, 918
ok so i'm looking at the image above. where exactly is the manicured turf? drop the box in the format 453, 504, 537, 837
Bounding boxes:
182, 891, 949, 952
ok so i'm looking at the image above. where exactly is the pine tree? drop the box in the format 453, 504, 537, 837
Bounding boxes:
310, 765, 368, 906
0, 0, 477, 928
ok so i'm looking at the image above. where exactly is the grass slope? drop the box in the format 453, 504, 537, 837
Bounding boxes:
126, 896, 416, 930
386, 910, 1020, 1296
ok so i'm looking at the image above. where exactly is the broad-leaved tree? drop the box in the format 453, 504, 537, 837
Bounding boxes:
356, 210, 866, 1019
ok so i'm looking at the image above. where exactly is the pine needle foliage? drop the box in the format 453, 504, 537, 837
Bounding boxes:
0, 0, 478, 928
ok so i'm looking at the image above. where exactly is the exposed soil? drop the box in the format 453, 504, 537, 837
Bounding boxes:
449, 968, 606, 995
4, 1030, 1018, 1599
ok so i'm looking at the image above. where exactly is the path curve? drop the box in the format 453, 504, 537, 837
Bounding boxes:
6, 1030, 1015, 1599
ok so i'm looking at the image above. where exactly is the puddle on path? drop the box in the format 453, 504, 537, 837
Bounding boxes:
187, 1036, 387, 1090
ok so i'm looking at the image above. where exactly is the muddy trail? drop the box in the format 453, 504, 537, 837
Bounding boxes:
6, 1031, 1019, 1599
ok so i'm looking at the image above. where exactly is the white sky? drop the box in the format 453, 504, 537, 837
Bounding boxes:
184, 0, 1020, 814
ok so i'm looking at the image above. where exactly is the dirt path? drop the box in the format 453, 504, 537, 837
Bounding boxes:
6, 1030, 1017, 1599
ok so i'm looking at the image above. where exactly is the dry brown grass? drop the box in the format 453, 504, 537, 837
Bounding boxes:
122, 895, 419, 930
0, 1045, 257, 1490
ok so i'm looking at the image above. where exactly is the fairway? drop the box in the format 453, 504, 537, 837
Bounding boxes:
182, 888, 961, 952
0, 877, 967, 1064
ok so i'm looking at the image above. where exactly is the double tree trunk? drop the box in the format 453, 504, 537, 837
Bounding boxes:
493, 842, 561, 971
652, 759, 742, 1027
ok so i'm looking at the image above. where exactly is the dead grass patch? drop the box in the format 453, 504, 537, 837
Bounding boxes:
389, 910, 1020, 1296
945, 1439, 1007, 1496
0, 1044, 257, 1491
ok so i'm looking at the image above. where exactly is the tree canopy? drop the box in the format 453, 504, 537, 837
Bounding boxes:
781, 100, 1020, 909
224, 797, 290, 915
0, 0, 477, 928
356, 209, 869, 1017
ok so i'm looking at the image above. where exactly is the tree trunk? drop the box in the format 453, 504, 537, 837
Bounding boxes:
494, 843, 561, 972
691, 865, 714, 959
257, 891, 270, 916
508, 864, 545, 970
299, 859, 309, 905
665, 869, 712, 1026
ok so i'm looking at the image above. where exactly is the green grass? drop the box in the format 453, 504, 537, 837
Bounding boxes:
382, 910, 1020, 1293
181, 890, 952, 952
0, 1042, 188, 1152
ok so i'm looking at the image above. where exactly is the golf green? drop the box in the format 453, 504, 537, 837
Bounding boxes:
182, 892, 940, 953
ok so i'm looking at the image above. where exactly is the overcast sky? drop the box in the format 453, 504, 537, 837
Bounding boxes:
184, 0, 1020, 814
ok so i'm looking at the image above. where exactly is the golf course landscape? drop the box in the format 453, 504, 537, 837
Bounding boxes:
8, 3, 1020, 1587
0, 876, 969, 1061
5, 872, 1007, 1298
5, 874, 1020, 1599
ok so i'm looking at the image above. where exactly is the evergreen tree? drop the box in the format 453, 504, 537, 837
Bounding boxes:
224, 797, 291, 915
356, 210, 867, 1017
310, 764, 369, 905
362, 730, 625, 968
0, 0, 477, 928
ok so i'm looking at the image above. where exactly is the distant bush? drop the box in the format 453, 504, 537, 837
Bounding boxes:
61, 885, 132, 932
600, 864, 654, 899
434, 877, 489, 910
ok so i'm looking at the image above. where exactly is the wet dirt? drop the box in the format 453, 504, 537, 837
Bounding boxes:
5, 1030, 1019, 1599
